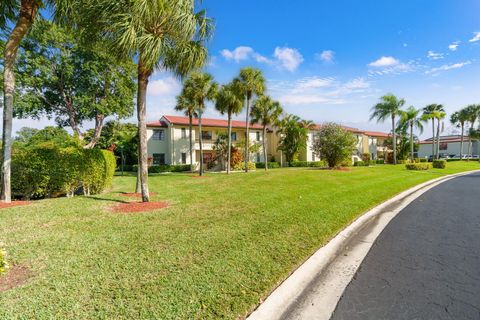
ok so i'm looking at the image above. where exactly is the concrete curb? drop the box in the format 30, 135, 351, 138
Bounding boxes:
247, 169, 480, 320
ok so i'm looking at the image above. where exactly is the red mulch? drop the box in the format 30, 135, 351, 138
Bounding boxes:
0, 265, 31, 292
119, 192, 157, 197
0, 201, 30, 209
111, 201, 168, 213
335, 167, 351, 171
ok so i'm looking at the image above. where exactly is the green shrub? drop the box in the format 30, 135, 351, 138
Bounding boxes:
375, 159, 385, 164
432, 159, 447, 169
255, 162, 280, 169
0, 243, 7, 276
233, 161, 256, 171
132, 164, 191, 173
405, 163, 431, 170
398, 160, 407, 164
419, 158, 427, 163
289, 161, 327, 168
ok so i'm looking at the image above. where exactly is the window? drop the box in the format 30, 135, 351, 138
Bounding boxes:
152, 129, 164, 141
153, 153, 165, 165
256, 153, 261, 162
312, 152, 315, 161
181, 128, 186, 139
440, 143, 448, 150
181, 153, 187, 164
202, 153, 212, 164
256, 131, 261, 141
231, 132, 237, 141
201, 131, 212, 140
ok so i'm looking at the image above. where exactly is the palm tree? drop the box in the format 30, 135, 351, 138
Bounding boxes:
422, 104, 444, 160
234, 68, 265, 172
432, 110, 446, 159
88, 0, 213, 202
399, 106, 423, 162
215, 82, 243, 174
370, 94, 405, 164
464, 104, 480, 160
450, 108, 470, 159
181, 72, 218, 176
250, 95, 283, 170
175, 94, 197, 172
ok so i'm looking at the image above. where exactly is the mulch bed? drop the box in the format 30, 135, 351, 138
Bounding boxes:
119, 192, 157, 197
0, 201, 30, 209
111, 201, 168, 214
0, 265, 31, 292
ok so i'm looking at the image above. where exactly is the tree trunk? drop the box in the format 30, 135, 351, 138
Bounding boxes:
84, 113, 105, 149
410, 123, 414, 162
392, 115, 397, 165
198, 111, 203, 176
1, 0, 39, 203
460, 123, 464, 160
189, 114, 193, 171
136, 60, 150, 202
263, 125, 268, 171
227, 113, 232, 174
436, 118, 441, 160
431, 118, 435, 159
244, 95, 250, 172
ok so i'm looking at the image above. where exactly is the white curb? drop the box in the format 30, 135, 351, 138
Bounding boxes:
247, 169, 480, 320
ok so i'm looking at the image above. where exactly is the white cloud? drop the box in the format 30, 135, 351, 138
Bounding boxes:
148, 77, 181, 96
426, 61, 472, 75
448, 41, 460, 51
295, 77, 335, 90
368, 56, 400, 67
469, 32, 480, 43
427, 50, 444, 60
344, 77, 370, 90
220, 46, 254, 62
316, 50, 335, 63
273, 47, 304, 72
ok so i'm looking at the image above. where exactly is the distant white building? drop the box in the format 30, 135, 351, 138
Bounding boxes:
418, 135, 479, 158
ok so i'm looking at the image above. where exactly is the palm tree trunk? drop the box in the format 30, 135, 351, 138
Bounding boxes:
436, 118, 441, 160
227, 113, 232, 174
467, 122, 473, 162
263, 125, 268, 171
431, 118, 435, 159
244, 96, 250, 172
410, 123, 414, 162
460, 123, 464, 160
136, 60, 150, 202
189, 114, 193, 171
1, 0, 39, 203
392, 115, 397, 165
198, 111, 204, 176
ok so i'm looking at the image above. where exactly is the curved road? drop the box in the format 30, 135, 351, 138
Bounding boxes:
331, 172, 480, 319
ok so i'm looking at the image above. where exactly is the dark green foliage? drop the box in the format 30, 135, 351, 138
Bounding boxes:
312, 123, 356, 168
432, 159, 447, 169
376, 159, 385, 164
131, 164, 191, 173
398, 160, 407, 164
11, 144, 115, 200
354, 161, 372, 167
405, 163, 431, 170
289, 161, 327, 168
255, 162, 280, 169
419, 158, 428, 163
277, 114, 310, 164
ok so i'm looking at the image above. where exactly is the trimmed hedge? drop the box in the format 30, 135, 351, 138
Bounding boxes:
255, 162, 280, 169
289, 161, 327, 168
405, 163, 431, 170
375, 159, 385, 164
432, 159, 447, 169
419, 158, 428, 163
131, 164, 191, 173
11, 144, 116, 199
0, 243, 7, 276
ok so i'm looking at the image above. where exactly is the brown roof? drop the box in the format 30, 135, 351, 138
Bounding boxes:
312, 124, 389, 137
362, 131, 390, 138
146, 120, 169, 127
156, 115, 264, 130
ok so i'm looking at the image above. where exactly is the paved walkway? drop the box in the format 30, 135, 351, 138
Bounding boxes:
331, 172, 480, 319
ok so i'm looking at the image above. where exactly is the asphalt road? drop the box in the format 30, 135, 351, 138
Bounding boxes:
331, 172, 480, 320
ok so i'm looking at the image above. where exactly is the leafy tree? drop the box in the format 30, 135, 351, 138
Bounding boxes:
234, 68, 265, 172
277, 114, 309, 164
84, 0, 213, 202
14, 127, 38, 143
450, 108, 470, 159
250, 95, 283, 170
312, 123, 356, 168
464, 104, 480, 160
370, 94, 405, 164
215, 82, 243, 173
180, 72, 218, 176
15, 20, 136, 148
399, 106, 423, 161
422, 104, 445, 159
385, 127, 418, 161
19, 126, 80, 148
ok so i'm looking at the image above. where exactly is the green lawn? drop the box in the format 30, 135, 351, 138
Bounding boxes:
0, 162, 479, 319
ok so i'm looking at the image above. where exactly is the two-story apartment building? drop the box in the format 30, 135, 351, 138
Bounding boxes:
147, 115, 391, 168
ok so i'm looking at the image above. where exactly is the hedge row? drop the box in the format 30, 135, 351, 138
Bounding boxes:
233, 161, 256, 171
354, 160, 378, 167
131, 164, 191, 173
289, 161, 327, 168
255, 162, 280, 169
432, 159, 447, 169
11, 144, 116, 200
405, 163, 431, 170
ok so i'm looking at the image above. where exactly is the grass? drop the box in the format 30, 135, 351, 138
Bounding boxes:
0, 162, 479, 319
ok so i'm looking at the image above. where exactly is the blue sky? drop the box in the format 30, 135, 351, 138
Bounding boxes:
14, 0, 480, 137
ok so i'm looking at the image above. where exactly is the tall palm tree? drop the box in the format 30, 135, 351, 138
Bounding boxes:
464, 104, 480, 160
175, 94, 197, 171
399, 106, 424, 162
432, 110, 446, 159
370, 94, 405, 164
215, 82, 243, 174
234, 68, 265, 172
422, 104, 444, 160
181, 72, 218, 176
88, 0, 213, 202
250, 95, 283, 170
450, 108, 470, 159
